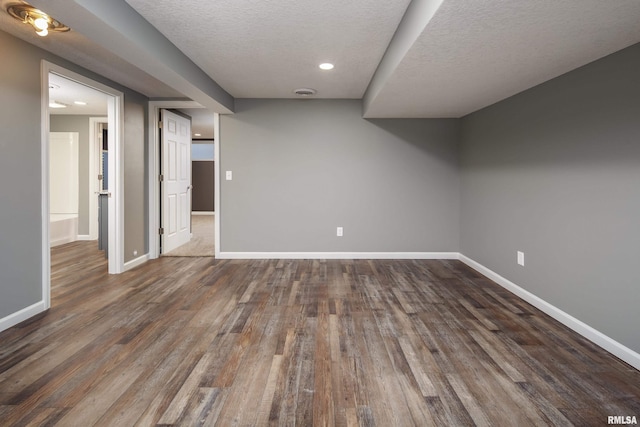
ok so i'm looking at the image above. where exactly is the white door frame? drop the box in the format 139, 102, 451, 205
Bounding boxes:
213, 112, 220, 258
148, 101, 220, 258
88, 117, 108, 241
41, 61, 125, 307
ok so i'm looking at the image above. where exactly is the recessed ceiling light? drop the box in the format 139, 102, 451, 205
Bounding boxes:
319, 63, 334, 70
194, 133, 201, 137
74, 101, 87, 105
49, 101, 67, 109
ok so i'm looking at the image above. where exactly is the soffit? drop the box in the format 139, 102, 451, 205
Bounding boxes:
0, 0, 185, 99
364, 0, 640, 117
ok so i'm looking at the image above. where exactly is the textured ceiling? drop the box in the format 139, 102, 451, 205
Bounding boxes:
3, 0, 640, 118
364, 0, 640, 117
124, 0, 412, 99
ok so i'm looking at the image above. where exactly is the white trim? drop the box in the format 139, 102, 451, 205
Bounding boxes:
217, 252, 459, 260
124, 253, 150, 271
108, 95, 124, 274
76, 235, 94, 241
148, 100, 204, 260
214, 113, 221, 258
88, 117, 108, 241
192, 211, 215, 216
459, 254, 640, 371
0, 301, 46, 334
147, 104, 160, 259
40, 62, 51, 310
50, 236, 75, 247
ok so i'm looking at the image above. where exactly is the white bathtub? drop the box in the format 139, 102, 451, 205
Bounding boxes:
50, 213, 78, 247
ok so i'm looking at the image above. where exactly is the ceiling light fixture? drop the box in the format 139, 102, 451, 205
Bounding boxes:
319, 63, 334, 70
6, 3, 70, 37
74, 101, 87, 105
194, 133, 202, 137
49, 101, 68, 109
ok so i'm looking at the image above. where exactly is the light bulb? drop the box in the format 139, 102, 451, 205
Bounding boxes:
36, 28, 49, 37
34, 17, 49, 30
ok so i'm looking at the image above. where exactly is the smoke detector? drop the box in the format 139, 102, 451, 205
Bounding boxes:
293, 88, 317, 97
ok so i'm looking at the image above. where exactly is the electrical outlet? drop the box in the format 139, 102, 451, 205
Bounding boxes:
225, 170, 233, 180
337, 227, 343, 237
133, 250, 138, 256
517, 251, 524, 266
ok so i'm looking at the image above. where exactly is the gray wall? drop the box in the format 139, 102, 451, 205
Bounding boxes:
220, 99, 460, 252
0, 29, 148, 320
50, 115, 94, 236
123, 96, 148, 260
0, 31, 43, 319
460, 43, 640, 353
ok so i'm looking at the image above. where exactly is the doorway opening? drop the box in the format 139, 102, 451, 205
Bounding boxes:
88, 117, 108, 241
41, 61, 125, 309
148, 102, 219, 259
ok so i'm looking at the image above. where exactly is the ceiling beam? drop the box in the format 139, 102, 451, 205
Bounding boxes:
362, 0, 443, 118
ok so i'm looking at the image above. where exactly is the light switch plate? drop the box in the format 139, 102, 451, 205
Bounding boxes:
225, 171, 232, 180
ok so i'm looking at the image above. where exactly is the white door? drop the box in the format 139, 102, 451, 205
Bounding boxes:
161, 109, 192, 253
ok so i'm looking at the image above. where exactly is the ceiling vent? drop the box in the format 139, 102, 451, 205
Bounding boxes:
293, 88, 317, 97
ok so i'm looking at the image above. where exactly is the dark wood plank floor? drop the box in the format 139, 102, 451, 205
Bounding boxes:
0, 241, 638, 426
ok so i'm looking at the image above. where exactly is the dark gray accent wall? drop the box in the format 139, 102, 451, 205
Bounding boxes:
460, 43, 640, 353
220, 99, 460, 252
50, 115, 93, 236
0, 29, 148, 320
192, 162, 215, 212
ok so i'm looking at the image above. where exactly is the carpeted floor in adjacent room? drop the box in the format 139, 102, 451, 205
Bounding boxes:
163, 214, 214, 257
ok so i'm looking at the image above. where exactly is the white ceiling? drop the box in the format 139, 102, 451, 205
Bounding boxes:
48, 73, 109, 115
3, 0, 640, 118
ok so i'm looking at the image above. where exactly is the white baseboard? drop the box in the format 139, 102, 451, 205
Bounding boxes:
192, 211, 214, 216
459, 254, 640, 371
76, 235, 96, 241
0, 300, 47, 334
50, 237, 75, 247
217, 252, 459, 260
124, 253, 150, 271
